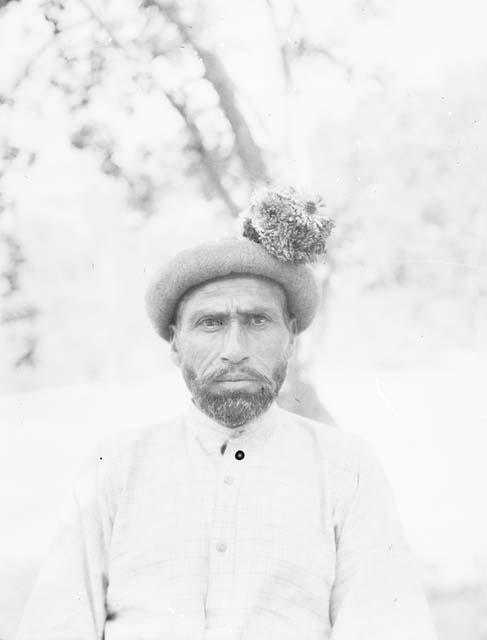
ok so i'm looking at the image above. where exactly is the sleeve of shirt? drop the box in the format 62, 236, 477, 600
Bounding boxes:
329, 438, 438, 640
16, 450, 113, 640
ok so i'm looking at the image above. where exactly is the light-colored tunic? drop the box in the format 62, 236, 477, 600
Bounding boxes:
16, 401, 437, 639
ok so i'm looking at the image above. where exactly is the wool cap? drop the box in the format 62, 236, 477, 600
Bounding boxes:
145, 236, 321, 341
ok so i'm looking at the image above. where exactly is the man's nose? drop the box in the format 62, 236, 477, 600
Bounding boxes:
219, 321, 249, 365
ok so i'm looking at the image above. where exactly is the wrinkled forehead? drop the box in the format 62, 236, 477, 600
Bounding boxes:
174, 274, 288, 323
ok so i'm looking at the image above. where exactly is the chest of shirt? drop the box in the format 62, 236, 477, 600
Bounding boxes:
105, 424, 336, 616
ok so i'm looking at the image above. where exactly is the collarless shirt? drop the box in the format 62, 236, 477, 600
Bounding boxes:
16, 402, 437, 640
184, 398, 280, 457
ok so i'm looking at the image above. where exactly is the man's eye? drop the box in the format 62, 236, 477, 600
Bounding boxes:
200, 317, 222, 329
249, 315, 268, 327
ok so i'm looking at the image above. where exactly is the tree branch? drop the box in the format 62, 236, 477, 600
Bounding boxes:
75, 0, 125, 49
73, 0, 240, 216
264, 0, 292, 86
1, 19, 91, 102
165, 93, 240, 216
296, 38, 353, 80
2, 0, 244, 216
149, 0, 270, 186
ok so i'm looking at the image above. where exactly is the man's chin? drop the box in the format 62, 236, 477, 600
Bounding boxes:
182, 360, 288, 427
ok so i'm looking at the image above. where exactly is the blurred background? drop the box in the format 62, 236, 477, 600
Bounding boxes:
1, 0, 486, 637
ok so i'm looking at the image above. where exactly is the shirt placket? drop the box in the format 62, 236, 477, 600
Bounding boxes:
204, 435, 250, 629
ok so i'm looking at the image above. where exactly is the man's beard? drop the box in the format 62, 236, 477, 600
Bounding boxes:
182, 361, 288, 428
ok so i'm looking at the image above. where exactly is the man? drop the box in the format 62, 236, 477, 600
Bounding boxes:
17, 189, 437, 639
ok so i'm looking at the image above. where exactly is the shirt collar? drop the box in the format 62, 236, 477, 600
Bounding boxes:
183, 397, 281, 457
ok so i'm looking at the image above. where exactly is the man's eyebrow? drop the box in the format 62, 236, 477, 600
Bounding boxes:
187, 306, 278, 323
187, 310, 227, 323
239, 306, 277, 317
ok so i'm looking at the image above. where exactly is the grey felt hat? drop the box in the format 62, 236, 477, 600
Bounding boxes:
145, 237, 321, 341
145, 188, 334, 341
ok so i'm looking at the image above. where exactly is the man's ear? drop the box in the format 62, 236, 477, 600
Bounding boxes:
285, 317, 298, 360
168, 324, 181, 367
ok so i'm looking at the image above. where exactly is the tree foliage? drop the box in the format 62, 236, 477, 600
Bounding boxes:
0, 0, 485, 387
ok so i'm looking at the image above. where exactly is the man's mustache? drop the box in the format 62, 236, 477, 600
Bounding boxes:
203, 366, 273, 386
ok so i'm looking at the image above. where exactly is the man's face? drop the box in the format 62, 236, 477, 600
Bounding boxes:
169, 275, 297, 427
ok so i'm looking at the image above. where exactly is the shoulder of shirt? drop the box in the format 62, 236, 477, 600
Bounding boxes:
70, 416, 185, 510
97, 413, 185, 462
71, 414, 184, 485
276, 405, 382, 478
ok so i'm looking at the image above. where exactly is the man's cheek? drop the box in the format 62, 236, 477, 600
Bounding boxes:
184, 343, 215, 374
252, 342, 281, 367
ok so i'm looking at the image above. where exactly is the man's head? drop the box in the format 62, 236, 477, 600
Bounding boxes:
169, 275, 297, 428
145, 190, 334, 425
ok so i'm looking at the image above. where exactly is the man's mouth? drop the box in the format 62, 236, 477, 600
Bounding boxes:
214, 376, 257, 382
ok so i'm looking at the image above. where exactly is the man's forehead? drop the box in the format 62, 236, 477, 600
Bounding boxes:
178, 275, 287, 315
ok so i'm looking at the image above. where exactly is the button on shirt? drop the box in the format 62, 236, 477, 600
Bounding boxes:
16, 402, 437, 640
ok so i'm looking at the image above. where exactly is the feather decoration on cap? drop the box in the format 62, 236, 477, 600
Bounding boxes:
241, 186, 335, 264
